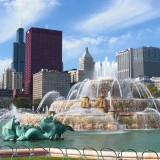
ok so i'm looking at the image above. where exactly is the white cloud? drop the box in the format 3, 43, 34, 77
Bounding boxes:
63, 33, 132, 63
0, 0, 60, 43
108, 37, 118, 44
76, 0, 160, 34
63, 36, 105, 58
108, 33, 131, 44
0, 58, 12, 80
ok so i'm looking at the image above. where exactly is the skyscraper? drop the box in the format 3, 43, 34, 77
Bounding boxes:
24, 27, 63, 96
12, 28, 25, 84
116, 46, 160, 79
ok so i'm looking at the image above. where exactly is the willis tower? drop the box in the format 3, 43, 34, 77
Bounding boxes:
12, 28, 25, 86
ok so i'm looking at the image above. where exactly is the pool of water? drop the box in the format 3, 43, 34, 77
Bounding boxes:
1, 120, 160, 152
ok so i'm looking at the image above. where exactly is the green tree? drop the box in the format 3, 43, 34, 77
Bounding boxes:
33, 98, 42, 111
0, 98, 13, 108
13, 97, 31, 109
144, 83, 160, 98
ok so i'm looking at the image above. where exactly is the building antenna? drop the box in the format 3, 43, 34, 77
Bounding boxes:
19, 17, 22, 28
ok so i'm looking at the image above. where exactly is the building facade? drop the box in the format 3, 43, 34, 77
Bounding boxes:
0, 89, 13, 108
1, 74, 4, 89
67, 69, 77, 86
12, 72, 23, 90
24, 27, 63, 96
78, 47, 95, 81
67, 48, 95, 84
0, 89, 13, 98
3, 69, 14, 90
116, 48, 132, 79
12, 28, 25, 84
2, 69, 23, 90
116, 46, 160, 79
33, 69, 70, 101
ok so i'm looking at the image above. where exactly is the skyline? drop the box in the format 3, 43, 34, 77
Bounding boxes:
0, 0, 160, 79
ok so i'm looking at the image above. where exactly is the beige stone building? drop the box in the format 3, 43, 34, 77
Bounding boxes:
78, 47, 95, 81
12, 72, 23, 90
3, 68, 14, 90
2, 68, 22, 90
33, 69, 70, 101
67, 48, 95, 85
68, 69, 77, 84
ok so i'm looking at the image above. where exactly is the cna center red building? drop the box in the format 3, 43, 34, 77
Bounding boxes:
24, 27, 63, 96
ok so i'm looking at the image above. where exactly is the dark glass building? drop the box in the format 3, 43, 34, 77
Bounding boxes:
12, 28, 25, 85
0, 89, 13, 98
116, 46, 160, 79
24, 27, 63, 96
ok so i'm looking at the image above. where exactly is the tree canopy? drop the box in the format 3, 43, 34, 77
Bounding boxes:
13, 97, 31, 109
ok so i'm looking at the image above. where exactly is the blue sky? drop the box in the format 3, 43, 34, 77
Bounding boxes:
0, 0, 160, 79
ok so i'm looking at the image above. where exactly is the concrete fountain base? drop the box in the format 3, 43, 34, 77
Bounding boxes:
14, 108, 160, 131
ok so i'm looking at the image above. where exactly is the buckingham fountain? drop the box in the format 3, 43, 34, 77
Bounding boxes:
47, 78, 160, 130
1, 57, 160, 152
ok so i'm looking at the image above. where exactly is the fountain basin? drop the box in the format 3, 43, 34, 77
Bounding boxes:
0, 120, 160, 152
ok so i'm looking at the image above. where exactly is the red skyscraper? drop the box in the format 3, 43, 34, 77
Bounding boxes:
24, 27, 63, 96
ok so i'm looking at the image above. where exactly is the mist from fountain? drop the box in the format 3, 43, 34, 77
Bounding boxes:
94, 57, 117, 79
76, 79, 89, 98
136, 82, 158, 110
0, 104, 19, 121
128, 79, 142, 98
0, 104, 35, 124
64, 90, 78, 110
36, 90, 64, 113
107, 91, 114, 111
67, 82, 82, 99
58, 103, 115, 129
111, 78, 123, 98
134, 108, 160, 129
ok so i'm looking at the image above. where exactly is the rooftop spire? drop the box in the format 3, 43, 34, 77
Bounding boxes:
19, 17, 22, 28
82, 47, 92, 59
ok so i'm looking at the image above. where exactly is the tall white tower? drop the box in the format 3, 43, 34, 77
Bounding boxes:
78, 47, 95, 80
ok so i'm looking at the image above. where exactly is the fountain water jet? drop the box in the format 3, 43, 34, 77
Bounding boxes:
36, 91, 63, 113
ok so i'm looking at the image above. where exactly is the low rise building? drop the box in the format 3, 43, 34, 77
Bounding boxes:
33, 69, 70, 101
3, 68, 14, 90
2, 69, 22, 91
0, 89, 13, 108
67, 69, 77, 86
12, 72, 23, 90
